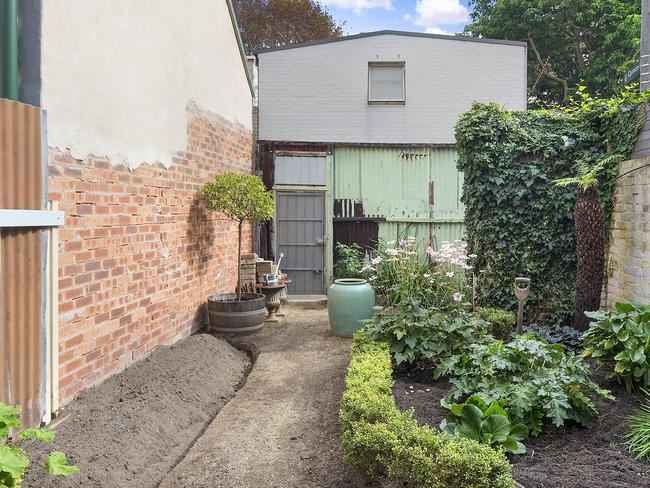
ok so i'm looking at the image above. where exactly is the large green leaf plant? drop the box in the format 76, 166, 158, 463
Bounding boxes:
0, 402, 78, 487
441, 395, 529, 454
583, 302, 650, 393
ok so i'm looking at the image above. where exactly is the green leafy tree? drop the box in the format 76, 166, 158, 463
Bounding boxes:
464, 0, 640, 105
234, 0, 344, 53
554, 154, 623, 330
0, 403, 78, 487
202, 172, 274, 301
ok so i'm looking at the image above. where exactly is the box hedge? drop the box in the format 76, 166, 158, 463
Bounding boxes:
340, 330, 514, 488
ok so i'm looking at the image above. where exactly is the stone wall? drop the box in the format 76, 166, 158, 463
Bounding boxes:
605, 158, 650, 307
48, 107, 252, 405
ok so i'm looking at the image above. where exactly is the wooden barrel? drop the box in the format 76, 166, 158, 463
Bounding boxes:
207, 293, 266, 334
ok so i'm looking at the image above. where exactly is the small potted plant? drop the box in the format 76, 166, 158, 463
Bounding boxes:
202, 172, 274, 334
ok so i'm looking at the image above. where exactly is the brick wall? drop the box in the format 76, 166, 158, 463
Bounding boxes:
48, 106, 253, 405
605, 157, 650, 307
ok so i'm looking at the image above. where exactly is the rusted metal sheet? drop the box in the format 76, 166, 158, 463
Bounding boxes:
0, 98, 44, 427
333, 220, 379, 263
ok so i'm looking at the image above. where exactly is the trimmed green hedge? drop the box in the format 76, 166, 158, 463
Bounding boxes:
340, 331, 514, 488
475, 307, 516, 340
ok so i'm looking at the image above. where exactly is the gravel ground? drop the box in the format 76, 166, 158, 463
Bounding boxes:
159, 306, 376, 488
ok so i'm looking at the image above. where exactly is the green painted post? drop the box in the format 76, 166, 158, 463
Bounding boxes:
1, 0, 19, 100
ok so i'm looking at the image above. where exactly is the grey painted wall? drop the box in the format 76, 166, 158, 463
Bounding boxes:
257, 33, 527, 144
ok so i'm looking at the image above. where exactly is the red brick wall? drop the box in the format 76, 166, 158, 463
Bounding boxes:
48, 109, 253, 405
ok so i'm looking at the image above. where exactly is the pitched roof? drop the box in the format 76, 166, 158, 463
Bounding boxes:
226, 0, 254, 95
254, 29, 527, 56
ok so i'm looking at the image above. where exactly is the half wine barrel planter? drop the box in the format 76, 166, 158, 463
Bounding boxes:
207, 293, 266, 334
328, 278, 375, 337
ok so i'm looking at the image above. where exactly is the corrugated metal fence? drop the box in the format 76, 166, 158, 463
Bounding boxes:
0, 98, 47, 426
333, 146, 465, 253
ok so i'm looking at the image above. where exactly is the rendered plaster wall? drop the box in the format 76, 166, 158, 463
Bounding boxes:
40, 0, 252, 169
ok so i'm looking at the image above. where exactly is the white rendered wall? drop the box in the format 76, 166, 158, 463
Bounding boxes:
41, 0, 252, 169
258, 34, 526, 144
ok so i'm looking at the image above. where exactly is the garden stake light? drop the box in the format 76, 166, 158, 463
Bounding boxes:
514, 277, 530, 334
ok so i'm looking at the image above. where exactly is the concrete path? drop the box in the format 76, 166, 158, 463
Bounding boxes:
159, 306, 375, 488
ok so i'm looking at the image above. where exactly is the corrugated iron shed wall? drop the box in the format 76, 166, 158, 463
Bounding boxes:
0, 98, 44, 427
333, 146, 465, 251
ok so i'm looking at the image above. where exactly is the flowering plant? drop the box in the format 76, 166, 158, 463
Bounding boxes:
362, 237, 472, 312
425, 240, 474, 313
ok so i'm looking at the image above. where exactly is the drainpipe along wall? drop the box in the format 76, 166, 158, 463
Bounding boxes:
1, 0, 19, 100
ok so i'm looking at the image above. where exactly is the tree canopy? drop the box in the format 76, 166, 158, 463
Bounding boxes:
234, 0, 344, 54
464, 0, 641, 106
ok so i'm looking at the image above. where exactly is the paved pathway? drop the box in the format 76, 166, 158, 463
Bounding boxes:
159, 306, 375, 488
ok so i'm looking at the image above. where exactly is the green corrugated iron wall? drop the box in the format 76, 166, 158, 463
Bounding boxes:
333, 145, 465, 250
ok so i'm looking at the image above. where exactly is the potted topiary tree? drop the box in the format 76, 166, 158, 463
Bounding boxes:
202, 172, 274, 334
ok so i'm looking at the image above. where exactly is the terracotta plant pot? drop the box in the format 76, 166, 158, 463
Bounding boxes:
327, 278, 375, 337
207, 293, 266, 335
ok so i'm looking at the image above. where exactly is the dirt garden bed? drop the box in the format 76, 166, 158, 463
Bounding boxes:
25, 333, 251, 488
393, 365, 650, 488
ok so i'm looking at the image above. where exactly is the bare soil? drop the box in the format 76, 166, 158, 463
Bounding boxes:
25, 333, 250, 488
394, 366, 650, 488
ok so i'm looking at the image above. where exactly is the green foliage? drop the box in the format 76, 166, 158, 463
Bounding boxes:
440, 395, 529, 454
554, 154, 624, 191
582, 302, 650, 393
364, 301, 490, 366
626, 391, 650, 459
464, 0, 640, 105
474, 307, 516, 340
334, 242, 365, 279
340, 331, 515, 488
0, 402, 78, 487
436, 335, 613, 436
456, 93, 647, 323
202, 172, 274, 224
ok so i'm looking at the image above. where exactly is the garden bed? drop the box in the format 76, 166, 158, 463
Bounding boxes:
25, 333, 251, 488
393, 365, 650, 488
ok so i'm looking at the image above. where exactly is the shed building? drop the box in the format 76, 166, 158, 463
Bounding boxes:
256, 30, 527, 295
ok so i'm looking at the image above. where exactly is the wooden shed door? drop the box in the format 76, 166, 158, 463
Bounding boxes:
276, 191, 325, 294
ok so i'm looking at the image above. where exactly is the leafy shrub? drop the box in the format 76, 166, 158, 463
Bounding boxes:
334, 242, 365, 279
525, 322, 583, 349
341, 330, 515, 488
626, 391, 650, 459
362, 238, 471, 311
583, 302, 650, 393
456, 95, 647, 323
364, 300, 490, 365
436, 335, 612, 436
0, 403, 78, 487
475, 307, 515, 340
440, 394, 529, 454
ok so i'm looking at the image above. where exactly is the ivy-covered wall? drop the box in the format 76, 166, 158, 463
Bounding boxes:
456, 100, 645, 323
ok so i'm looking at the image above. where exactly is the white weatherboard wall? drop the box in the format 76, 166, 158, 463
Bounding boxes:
258, 33, 527, 144
41, 0, 252, 169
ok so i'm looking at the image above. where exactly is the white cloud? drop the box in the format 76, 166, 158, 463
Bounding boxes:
403, 13, 412, 21
425, 26, 453, 35
321, 0, 393, 14
413, 0, 469, 34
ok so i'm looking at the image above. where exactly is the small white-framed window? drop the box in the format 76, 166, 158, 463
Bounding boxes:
368, 61, 405, 104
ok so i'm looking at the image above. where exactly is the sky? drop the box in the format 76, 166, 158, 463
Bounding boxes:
321, 0, 473, 36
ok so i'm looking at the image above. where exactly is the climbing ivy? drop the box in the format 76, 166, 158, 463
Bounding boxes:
456, 87, 649, 323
